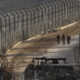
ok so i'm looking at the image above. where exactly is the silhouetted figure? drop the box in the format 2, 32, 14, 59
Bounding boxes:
62, 34, 65, 44
57, 34, 60, 44
67, 35, 71, 45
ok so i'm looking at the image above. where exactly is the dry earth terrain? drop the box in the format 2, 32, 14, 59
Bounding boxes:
1, 22, 80, 80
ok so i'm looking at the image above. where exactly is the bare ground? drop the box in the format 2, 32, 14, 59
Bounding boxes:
1, 22, 80, 79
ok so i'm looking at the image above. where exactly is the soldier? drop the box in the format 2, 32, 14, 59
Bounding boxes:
56, 34, 60, 44
62, 34, 65, 44
67, 35, 71, 45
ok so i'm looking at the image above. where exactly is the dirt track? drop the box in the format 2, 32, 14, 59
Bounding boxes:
2, 22, 80, 79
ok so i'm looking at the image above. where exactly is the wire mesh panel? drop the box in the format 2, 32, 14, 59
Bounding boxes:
10, 11, 17, 45
28, 8, 35, 37
46, 3, 53, 32
0, 15, 6, 54
15, 11, 22, 42
42, 4, 49, 33
36, 6, 43, 34
0, 14, 10, 54
16, 10, 24, 41
50, 3, 56, 30
6, 12, 14, 48
26, 9, 33, 38
21, 9, 28, 40
31, 8, 39, 36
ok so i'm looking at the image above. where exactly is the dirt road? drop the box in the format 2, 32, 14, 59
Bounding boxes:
1, 22, 80, 79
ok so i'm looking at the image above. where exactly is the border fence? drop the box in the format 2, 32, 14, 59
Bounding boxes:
0, 0, 79, 54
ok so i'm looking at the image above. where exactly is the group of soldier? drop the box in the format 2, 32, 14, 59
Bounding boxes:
57, 34, 71, 45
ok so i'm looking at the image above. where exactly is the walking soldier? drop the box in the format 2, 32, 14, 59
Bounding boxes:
56, 34, 60, 44
67, 35, 71, 45
62, 34, 65, 44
